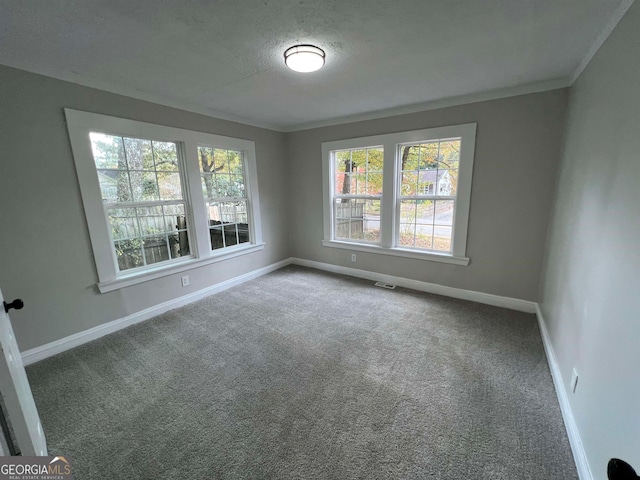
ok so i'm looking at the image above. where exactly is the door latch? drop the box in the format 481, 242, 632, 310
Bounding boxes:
3, 299, 24, 313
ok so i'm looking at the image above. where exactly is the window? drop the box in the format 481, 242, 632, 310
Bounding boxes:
332, 147, 383, 243
66, 110, 263, 292
322, 124, 476, 265
90, 134, 190, 271
198, 147, 250, 250
398, 139, 459, 251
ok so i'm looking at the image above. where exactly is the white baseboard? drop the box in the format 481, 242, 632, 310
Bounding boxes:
20, 255, 586, 478
291, 257, 537, 313
21, 258, 293, 366
535, 304, 592, 480
21, 256, 536, 366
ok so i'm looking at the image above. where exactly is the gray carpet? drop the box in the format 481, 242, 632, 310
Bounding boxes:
26, 266, 578, 479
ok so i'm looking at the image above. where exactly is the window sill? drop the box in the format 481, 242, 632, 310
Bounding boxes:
97, 243, 266, 293
321, 240, 469, 266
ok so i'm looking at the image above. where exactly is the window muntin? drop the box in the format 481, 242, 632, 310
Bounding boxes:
198, 146, 250, 250
322, 124, 476, 264
66, 109, 264, 292
89, 133, 191, 271
331, 147, 383, 243
397, 139, 460, 253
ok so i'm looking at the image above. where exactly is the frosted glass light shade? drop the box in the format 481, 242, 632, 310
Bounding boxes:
284, 45, 325, 73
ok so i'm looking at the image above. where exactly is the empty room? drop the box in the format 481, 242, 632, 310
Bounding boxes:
0, 1, 638, 479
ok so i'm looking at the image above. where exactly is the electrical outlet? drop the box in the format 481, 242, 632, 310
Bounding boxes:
181, 275, 190, 287
570, 368, 579, 393
351, 254, 357, 262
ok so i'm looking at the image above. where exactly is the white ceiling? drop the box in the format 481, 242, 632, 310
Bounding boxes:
0, 0, 632, 131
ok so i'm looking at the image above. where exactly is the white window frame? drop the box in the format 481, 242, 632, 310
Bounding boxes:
66, 109, 263, 292
321, 124, 476, 266
332, 146, 384, 245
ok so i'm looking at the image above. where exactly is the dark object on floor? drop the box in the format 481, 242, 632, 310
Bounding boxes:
608, 458, 640, 480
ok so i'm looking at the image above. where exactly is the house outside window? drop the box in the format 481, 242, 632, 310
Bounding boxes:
322, 124, 476, 266
66, 109, 263, 292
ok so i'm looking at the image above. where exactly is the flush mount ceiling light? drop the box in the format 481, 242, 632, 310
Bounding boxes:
284, 44, 325, 73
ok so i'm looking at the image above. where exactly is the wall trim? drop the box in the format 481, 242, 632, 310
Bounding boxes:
291, 257, 537, 313
21, 256, 537, 365
284, 78, 570, 132
21, 258, 292, 366
20, 254, 589, 479
535, 304, 593, 480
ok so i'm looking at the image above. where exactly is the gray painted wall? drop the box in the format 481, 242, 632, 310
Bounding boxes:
286, 90, 568, 301
0, 65, 289, 351
539, 2, 640, 477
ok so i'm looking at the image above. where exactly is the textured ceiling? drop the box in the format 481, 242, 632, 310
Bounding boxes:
0, 0, 630, 130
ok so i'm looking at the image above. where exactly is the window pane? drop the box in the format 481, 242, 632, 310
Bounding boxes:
114, 239, 144, 271
227, 150, 243, 175
334, 151, 351, 193
199, 146, 247, 200
97, 170, 130, 202
399, 200, 438, 249
420, 143, 439, 170
162, 203, 186, 217
137, 206, 165, 235
353, 172, 366, 195
434, 200, 454, 227
335, 199, 353, 240
215, 175, 233, 197
211, 175, 244, 198
438, 139, 461, 170
108, 208, 139, 240
213, 149, 228, 173
210, 225, 225, 250
363, 200, 381, 242
142, 235, 171, 265
402, 140, 460, 202
335, 170, 346, 195
129, 171, 146, 202
439, 169, 458, 196
199, 146, 214, 172
198, 147, 244, 176
367, 148, 384, 172
399, 223, 416, 247
334, 198, 380, 243
157, 172, 182, 200
207, 201, 249, 250
334, 148, 383, 196
123, 137, 152, 170
223, 224, 238, 247
433, 200, 454, 252
225, 201, 248, 224
367, 173, 383, 195
417, 170, 438, 196
433, 226, 452, 252
229, 175, 246, 196
401, 171, 417, 196
90, 133, 126, 170
201, 173, 216, 198
109, 204, 191, 269
152, 142, 178, 171
401, 145, 419, 171
172, 230, 190, 258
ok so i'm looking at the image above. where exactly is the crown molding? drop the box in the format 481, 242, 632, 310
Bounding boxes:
570, 0, 635, 84
283, 78, 571, 132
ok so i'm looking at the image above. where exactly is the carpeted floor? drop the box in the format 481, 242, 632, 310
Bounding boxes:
26, 266, 578, 479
